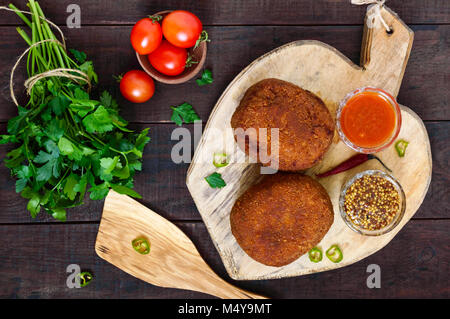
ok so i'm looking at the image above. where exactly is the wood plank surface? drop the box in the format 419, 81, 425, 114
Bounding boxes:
1, 122, 448, 223
0, 220, 448, 298
1, 0, 448, 25
0, 25, 448, 123
0, 0, 448, 299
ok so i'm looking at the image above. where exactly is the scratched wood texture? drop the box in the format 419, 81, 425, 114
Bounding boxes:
0, 0, 448, 298
0, 221, 448, 298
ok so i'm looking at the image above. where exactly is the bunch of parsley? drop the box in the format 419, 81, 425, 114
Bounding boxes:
0, 1, 150, 221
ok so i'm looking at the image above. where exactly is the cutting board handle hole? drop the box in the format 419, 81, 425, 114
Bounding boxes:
386, 27, 394, 35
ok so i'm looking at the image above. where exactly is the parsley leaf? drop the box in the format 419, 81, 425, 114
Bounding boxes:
58, 137, 83, 161
0, 134, 18, 144
46, 119, 65, 141
48, 95, 71, 116
69, 49, 87, 63
63, 174, 79, 201
196, 69, 213, 86
73, 173, 89, 198
74, 87, 90, 100
205, 172, 226, 188
33, 140, 60, 182
69, 100, 97, 117
49, 207, 67, 222
111, 184, 142, 199
100, 90, 118, 111
100, 156, 120, 175
15, 165, 32, 193
170, 102, 201, 126
135, 128, 151, 152
27, 194, 41, 218
82, 105, 114, 133
4, 146, 25, 169
16, 178, 28, 193
79, 61, 98, 84
7, 106, 30, 135
89, 183, 110, 200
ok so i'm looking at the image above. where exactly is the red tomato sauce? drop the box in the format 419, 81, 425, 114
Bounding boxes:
340, 91, 396, 148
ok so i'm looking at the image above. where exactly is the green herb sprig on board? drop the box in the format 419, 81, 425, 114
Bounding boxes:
205, 172, 226, 188
0, 1, 150, 221
170, 102, 200, 126
196, 69, 213, 86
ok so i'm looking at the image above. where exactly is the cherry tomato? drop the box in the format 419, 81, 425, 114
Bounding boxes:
162, 10, 202, 48
148, 40, 187, 76
130, 17, 162, 55
119, 70, 155, 103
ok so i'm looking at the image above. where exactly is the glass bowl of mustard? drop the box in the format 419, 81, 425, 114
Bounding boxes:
339, 170, 406, 236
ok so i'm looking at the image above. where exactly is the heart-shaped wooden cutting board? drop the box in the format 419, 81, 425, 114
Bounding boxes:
186, 5, 432, 280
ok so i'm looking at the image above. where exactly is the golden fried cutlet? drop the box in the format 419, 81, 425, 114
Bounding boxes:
230, 173, 334, 267
231, 78, 335, 171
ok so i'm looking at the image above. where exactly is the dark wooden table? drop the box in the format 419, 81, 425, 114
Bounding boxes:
1, 0, 449, 299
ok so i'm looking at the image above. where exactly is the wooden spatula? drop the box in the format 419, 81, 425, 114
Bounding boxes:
95, 190, 267, 299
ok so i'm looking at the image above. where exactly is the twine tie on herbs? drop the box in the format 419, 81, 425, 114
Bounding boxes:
0, 6, 91, 106
351, 0, 391, 33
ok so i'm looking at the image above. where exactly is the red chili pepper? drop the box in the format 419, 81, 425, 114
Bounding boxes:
316, 154, 391, 178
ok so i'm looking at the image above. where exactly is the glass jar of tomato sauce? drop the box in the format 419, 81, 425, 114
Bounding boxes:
336, 87, 402, 153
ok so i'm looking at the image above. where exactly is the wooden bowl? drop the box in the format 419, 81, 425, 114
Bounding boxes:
136, 10, 207, 84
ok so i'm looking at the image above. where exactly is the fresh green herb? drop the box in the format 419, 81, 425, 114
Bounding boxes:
205, 172, 226, 188
194, 30, 210, 49
69, 49, 86, 63
132, 237, 151, 255
185, 54, 199, 68
326, 244, 343, 263
395, 139, 409, 157
308, 247, 323, 263
78, 271, 93, 287
213, 152, 228, 168
170, 102, 201, 126
0, 1, 150, 221
196, 69, 213, 86
148, 14, 163, 23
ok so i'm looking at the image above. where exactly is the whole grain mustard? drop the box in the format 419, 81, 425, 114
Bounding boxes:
344, 175, 401, 231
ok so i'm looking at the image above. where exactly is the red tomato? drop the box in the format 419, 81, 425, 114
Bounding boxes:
119, 70, 155, 103
130, 17, 162, 55
162, 10, 202, 48
148, 40, 187, 76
